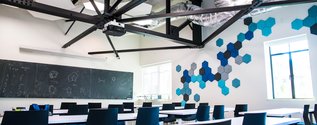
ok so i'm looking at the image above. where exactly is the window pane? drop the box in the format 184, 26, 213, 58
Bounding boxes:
270, 44, 289, 54
292, 51, 313, 98
271, 54, 292, 98
290, 41, 308, 51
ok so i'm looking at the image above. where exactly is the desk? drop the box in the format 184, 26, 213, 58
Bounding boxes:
0, 113, 168, 124
159, 107, 235, 116
183, 117, 301, 125
240, 108, 313, 117
53, 109, 132, 115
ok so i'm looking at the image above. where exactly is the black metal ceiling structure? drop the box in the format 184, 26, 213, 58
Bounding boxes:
0, 0, 316, 58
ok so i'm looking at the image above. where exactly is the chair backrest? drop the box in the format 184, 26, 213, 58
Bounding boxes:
30, 104, 53, 113
67, 105, 89, 115
234, 104, 248, 117
184, 103, 196, 109
199, 103, 209, 106
172, 102, 181, 107
303, 104, 311, 125
196, 105, 210, 121
123, 102, 134, 113
1, 110, 48, 125
136, 107, 160, 125
213, 105, 225, 120
142, 102, 152, 107
88, 102, 102, 109
86, 109, 118, 125
162, 104, 175, 110
108, 104, 124, 113
60, 102, 77, 109
313, 104, 317, 122
242, 112, 267, 125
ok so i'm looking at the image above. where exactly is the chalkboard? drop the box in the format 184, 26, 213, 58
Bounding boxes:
0, 59, 133, 99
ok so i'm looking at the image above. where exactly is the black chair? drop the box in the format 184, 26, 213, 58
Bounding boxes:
87, 109, 118, 125
123, 102, 134, 113
182, 103, 196, 121
161, 104, 176, 123
199, 103, 209, 106
213, 105, 225, 120
108, 104, 124, 113
136, 107, 160, 125
303, 105, 311, 125
67, 105, 89, 115
142, 102, 152, 107
60, 102, 77, 109
198, 120, 231, 125
172, 102, 182, 107
196, 105, 210, 121
234, 104, 248, 117
88, 102, 102, 109
314, 104, 317, 124
1, 110, 48, 125
242, 112, 266, 125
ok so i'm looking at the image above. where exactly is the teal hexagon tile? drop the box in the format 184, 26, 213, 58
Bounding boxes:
237, 33, 246, 42
218, 80, 226, 88
176, 88, 182, 96
232, 78, 241, 88
191, 75, 198, 83
176, 65, 182, 72
303, 16, 316, 27
248, 23, 257, 32
185, 88, 192, 95
199, 81, 206, 89
222, 87, 229, 96
308, 5, 317, 17
242, 54, 252, 64
311, 24, 317, 35
194, 94, 200, 102
197, 75, 203, 82
266, 17, 276, 27
216, 38, 224, 47
257, 20, 266, 30
262, 27, 272, 37
291, 19, 304, 30
181, 100, 186, 106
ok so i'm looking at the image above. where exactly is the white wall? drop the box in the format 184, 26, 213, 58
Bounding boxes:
0, 5, 142, 113
140, 2, 317, 111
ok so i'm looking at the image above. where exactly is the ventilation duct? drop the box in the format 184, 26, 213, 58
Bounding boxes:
135, 0, 280, 28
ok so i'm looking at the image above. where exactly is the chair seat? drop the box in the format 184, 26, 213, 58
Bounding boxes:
181, 115, 196, 121
162, 115, 176, 123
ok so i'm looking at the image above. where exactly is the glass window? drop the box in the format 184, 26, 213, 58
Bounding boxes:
266, 35, 313, 99
141, 63, 172, 100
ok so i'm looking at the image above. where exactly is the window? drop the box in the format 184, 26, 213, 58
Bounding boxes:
141, 63, 172, 100
265, 35, 313, 99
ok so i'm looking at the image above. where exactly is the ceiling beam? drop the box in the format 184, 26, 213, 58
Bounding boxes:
0, 0, 99, 24
117, 0, 317, 23
202, 0, 263, 46
88, 46, 195, 54
125, 25, 201, 47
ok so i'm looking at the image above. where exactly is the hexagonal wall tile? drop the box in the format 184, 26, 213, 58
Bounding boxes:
303, 16, 316, 27
235, 56, 243, 65
216, 38, 224, 47
244, 17, 253, 25
311, 24, 317, 35
181, 100, 186, 106
199, 82, 206, 89
232, 78, 241, 88
176, 88, 182, 96
257, 20, 266, 30
221, 72, 229, 81
234, 42, 242, 50
218, 80, 226, 88
291, 19, 304, 30
237, 33, 245, 42
176, 65, 182, 72
202, 61, 209, 67
224, 50, 231, 59
222, 87, 229, 96
262, 27, 272, 37
245, 31, 254, 40
266, 17, 276, 27
214, 73, 221, 81
218, 66, 225, 73
224, 65, 232, 73
191, 63, 197, 70
242, 54, 252, 64
308, 5, 317, 17
183, 94, 189, 101
194, 94, 200, 102
248, 23, 257, 32
199, 68, 205, 75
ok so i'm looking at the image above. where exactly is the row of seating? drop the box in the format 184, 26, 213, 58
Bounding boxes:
302, 104, 317, 125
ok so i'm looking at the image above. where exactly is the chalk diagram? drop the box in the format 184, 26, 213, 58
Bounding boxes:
66, 87, 72, 96
49, 85, 56, 95
49, 71, 58, 79
68, 72, 78, 82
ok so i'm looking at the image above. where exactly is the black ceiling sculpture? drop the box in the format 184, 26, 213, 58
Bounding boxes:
0, 0, 316, 59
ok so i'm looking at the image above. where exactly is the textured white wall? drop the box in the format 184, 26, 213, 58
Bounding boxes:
140, 2, 317, 113
0, 5, 141, 113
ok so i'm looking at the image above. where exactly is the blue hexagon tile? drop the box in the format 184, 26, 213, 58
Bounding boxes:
194, 94, 200, 102
291, 5, 317, 35
176, 16, 276, 102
